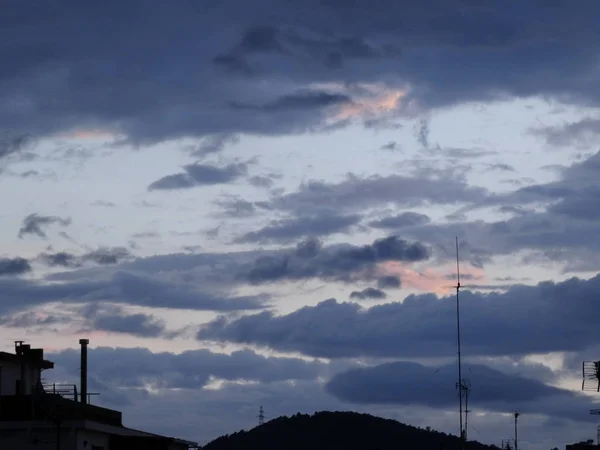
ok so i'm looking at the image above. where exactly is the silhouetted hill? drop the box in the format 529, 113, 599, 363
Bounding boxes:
201, 411, 500, 450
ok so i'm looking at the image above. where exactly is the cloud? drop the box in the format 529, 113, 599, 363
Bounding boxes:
0, 257, 32, 276
80, 304, 168, 338
244, 235, 430, 284
214, 198, 267, 218
326, 361, 595, 422
0, 133, 36, 159
380, 141, 399, 151
231, 91, 352, 112
39, 251, 80, 268
271, 173, 487, 215
0, 271, 268, 315
369, 212, 431, 229
83, 247, 132, 265
48, 346, 326, 390
349, 287, 386, 300
38, 247, 133, 267
198, 273, 600, 358
189, 134, 240, 158
248, 174, 280, 189
0, 311, 69, 328
235, 213, 362, 244
149, 163, 248, 191
18, 213, 71, 239
91, 200, 116, 207
414, 118, 430, 149
531, 118, 600, 148
376, 275, 401, 289
399, 151, 600, 271
4, 2, 600, 145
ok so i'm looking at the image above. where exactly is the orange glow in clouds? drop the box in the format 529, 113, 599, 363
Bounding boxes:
379, 261, 488, 296
310, 81, 409, 122
335, 89, 406, 121
58, 129, 115, 140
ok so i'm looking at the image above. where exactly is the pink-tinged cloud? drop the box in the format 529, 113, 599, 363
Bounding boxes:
378, 261, 488, 295
310, 81, 412, 123
57, 129, 115, 140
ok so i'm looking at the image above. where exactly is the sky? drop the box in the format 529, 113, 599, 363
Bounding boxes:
2, 1, 600, 448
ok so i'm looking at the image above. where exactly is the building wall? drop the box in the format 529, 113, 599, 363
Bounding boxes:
0, 426, 78, 450
76, 428, 110, 450
0, 363, 42, 395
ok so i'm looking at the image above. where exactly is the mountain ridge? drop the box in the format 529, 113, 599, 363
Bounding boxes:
201, 410, 501, 450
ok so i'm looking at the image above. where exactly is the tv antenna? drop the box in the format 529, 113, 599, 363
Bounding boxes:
582, 361, 600, 392
454, 237, 466, 450
258, 405, 265, 426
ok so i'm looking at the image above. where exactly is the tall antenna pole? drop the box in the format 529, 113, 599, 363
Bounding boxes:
514, 411, 519, 450
464, 378, 471, 443
455, 237, 465, 450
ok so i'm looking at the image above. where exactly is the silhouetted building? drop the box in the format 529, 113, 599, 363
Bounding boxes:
566, 440, 599, 450
0, 340, 198, 450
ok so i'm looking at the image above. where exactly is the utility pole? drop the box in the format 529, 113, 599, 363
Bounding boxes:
258, 406, 265, 426
514, 411, 520, 450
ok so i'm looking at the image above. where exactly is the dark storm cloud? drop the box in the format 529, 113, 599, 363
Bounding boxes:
18, 213, 71, 239
236, 213, 362, 244
0, 257, 32, 276
231, 91, 352, 112
38, 247, 132, 267
326, 361, 595, 422
80, 304, 168, 338
397, 151, 600, 271
0, 271, 267, 315
244, 235, 429, 284
369, 212, 431, 229
48, 346, 325, 390
149, 163, 248, 190
4, 1, 600, 143
92, 313, 166, 337
198, 273, 600, 358
271, 173, 487, 215
349, 287, 386, 300
377, 275, 401, 289
39, 251, 80, 268
83, 247, 132, 265
0, 311, 69, 328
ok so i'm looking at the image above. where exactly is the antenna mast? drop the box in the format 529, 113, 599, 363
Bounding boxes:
463, 378, 471, 443
455, 237, 465, 450
514, 411, 520, 450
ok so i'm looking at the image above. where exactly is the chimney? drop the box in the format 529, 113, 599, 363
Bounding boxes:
79, 339, 89, 404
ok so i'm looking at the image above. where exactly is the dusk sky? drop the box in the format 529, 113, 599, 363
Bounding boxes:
3, 1, 600, 448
